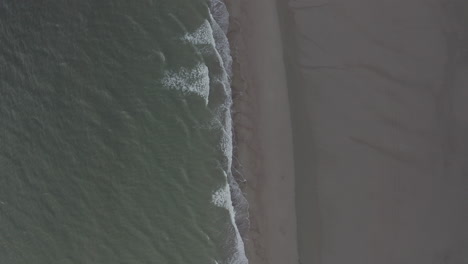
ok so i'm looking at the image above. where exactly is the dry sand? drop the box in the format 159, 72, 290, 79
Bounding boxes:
283, 0, 468, 264
229, 0, 468, 264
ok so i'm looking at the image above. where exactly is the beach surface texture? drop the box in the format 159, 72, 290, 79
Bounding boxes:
228, 0, 468, 263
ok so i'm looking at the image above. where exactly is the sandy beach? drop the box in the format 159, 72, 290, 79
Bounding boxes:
227, 0, 298, 264
229, 0, 468, 264
283, 1, 468, 263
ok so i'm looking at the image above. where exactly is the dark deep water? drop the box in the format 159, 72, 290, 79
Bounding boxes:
0, 1, 247, 263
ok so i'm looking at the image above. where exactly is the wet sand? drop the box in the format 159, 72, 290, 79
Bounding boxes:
230, 0, 468, 263
227, 0, 298, 264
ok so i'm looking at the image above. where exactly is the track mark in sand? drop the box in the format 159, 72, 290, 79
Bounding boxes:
288, 1, 336, 10
348, 63, 435, 92
298, 63, 435, 93
349, 135, 413, 164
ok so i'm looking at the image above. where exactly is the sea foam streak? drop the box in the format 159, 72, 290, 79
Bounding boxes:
161, 18, 214, 104
161, 63, 210, 104
162, 1, 249, 263
208, 2, 249, 263
182, 19, 213, 45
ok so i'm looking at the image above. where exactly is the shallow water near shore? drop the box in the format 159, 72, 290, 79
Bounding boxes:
0, 0, 247, 263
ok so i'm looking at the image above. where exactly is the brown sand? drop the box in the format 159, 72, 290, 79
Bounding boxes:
229, 0, 468, 263
226, 0, 298, 264
283, 0, 468, 264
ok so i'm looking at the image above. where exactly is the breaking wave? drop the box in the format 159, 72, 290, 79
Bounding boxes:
162, 1, 249, 263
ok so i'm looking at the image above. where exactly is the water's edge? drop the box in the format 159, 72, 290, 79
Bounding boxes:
209, 1, 250, 263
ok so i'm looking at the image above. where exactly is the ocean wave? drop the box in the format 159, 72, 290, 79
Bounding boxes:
162, 1, 249, 263
208, 1, 249, 263
182, 19, 213, 45
161, 62, 211, 105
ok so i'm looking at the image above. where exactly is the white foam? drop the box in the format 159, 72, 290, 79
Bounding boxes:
212, 182, 231, 208
161, 63, 210, 105
182, 20, 214, 45
182, 10, 232, 75
206, 4, 249, 263
221, 107, 233, 170
210, 0, 230, 34
212, 176, 248, 264
210, 13, 232, 76
161, 17, 219, 106
166, 2, 249, 263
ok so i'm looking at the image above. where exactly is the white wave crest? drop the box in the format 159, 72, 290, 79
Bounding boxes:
161, 63, 210, 105
210, 0, 229, 34
165, 2, 249, 263
182, 20, 214, 45
212, 177, 248, 264
212, 183, 231, 209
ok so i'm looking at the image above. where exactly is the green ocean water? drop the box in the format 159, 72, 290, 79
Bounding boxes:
0, 0, 247, 263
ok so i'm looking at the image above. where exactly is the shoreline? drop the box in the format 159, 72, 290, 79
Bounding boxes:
226, 0, 468, 263
226, 0, 299, 263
